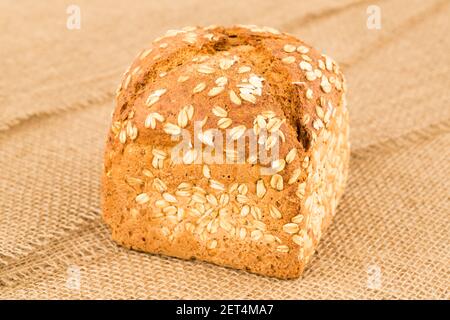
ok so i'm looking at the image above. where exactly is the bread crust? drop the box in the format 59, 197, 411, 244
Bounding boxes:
102, 25, 349, 279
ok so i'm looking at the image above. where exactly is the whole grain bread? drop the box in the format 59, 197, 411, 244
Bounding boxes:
102, 25, 350, 279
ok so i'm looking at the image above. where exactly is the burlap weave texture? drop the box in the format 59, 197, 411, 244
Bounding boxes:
0, 0, 449, 299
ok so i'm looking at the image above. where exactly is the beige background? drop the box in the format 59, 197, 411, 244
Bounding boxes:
0, 0, 449, 299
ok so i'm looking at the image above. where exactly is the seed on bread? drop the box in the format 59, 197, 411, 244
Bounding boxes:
238, 66, 251, 73
135, 193, 150, 204
229, 90, 242, 105
193, 82, 207, 93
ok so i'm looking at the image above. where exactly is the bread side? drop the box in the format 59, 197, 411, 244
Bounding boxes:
102, 25, 349, 279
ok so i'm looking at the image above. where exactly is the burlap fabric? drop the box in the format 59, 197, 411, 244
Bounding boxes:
0, 0, 449, 299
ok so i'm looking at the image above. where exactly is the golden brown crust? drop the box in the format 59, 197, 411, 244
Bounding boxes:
102, 25, 350, 279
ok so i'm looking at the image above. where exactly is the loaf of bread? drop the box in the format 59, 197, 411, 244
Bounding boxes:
102, 25, 349, 279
